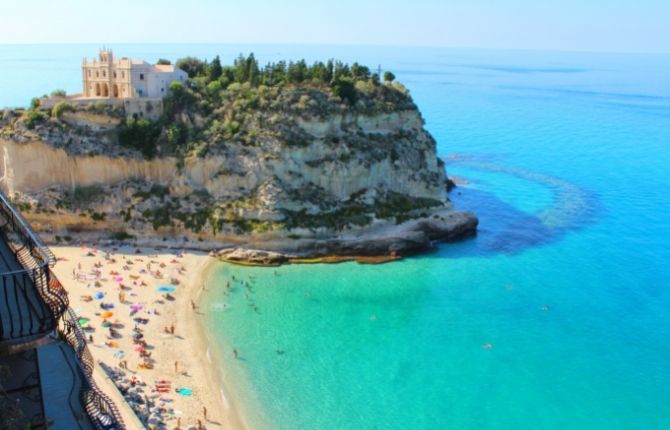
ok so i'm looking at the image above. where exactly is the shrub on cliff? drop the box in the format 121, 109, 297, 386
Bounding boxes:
50, 89, 67, 97
52, 101, 74, 119
24, 110, 47, 129
331, 77, 356, 104
119, 117, 161, 159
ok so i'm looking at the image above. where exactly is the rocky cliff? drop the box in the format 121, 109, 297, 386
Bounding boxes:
0, 73, 476, 257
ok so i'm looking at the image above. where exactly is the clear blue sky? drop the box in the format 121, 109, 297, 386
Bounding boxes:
2, 0, 669, 53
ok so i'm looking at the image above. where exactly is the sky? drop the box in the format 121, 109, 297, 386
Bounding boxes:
1, 0, 669, 53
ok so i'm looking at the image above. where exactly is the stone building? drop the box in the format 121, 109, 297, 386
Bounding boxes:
82, 49, 187, 99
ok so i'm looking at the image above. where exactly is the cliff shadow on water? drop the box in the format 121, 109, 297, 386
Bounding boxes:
443, 157, 601, 256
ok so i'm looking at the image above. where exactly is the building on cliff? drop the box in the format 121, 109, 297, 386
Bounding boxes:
82, 48, 187, 99
0, 192, 125, 429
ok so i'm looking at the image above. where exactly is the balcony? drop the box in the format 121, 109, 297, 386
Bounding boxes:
0, 192, 69, 352
0, 192, 125, 429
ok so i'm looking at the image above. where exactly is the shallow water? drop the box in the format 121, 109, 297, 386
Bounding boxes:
3, 45, 670, 429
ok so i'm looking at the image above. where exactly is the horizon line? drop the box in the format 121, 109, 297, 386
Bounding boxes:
0, 42, 669, 56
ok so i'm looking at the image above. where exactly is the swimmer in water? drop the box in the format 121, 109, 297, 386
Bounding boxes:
483, 343, 493, 349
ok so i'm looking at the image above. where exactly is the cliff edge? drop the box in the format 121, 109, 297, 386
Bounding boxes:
0, 56, 477, 258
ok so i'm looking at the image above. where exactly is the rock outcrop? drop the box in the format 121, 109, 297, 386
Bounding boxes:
0, 79, 477, 258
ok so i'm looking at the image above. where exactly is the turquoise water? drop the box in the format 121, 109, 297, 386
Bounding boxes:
3, 45, 670, 429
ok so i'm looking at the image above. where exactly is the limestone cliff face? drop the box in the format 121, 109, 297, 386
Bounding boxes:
0, 86, 476, 255
0, 140, 175, 194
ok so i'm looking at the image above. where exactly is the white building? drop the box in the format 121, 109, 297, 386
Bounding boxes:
82, 49, 187, 99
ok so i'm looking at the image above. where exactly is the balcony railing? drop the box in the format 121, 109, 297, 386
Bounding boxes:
0, 192, 69, 345
61, 309, 126, 430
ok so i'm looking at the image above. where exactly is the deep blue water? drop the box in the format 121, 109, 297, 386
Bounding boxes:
2, 45, 670, 429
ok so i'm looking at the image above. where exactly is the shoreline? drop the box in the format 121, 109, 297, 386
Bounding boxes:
187, 259, 251, 430
33, 207, 478, 263
51, 245, 248, 430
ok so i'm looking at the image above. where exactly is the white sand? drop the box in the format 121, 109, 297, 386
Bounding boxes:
51, 245, 247, 430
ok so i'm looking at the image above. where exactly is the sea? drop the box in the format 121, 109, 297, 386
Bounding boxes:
2, 44, 670, 429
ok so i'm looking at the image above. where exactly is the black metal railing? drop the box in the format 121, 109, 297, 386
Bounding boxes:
0, 192, 69, 344
61, 309, 125, 430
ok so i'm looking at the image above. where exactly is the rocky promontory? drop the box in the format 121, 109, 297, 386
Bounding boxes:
0, 54, 476, 260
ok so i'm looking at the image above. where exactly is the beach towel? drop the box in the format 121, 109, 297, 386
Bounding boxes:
175, 388, 192, 396
157, 285, 176, 292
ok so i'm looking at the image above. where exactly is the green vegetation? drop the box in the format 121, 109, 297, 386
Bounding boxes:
90, 211, 106, 221
374, 192, 443, 223
119, 117, 161, 158
282, 192, 443, 230
133, 184, 170, 201
52, 101, 74, 119
24, 110, 47, 129
156, 58, 171, 65
66, 185, 105, 209
50, 89, 67, 97
112, 52, 413, 161
383, 71, 396, 82
110, 231, 135, 241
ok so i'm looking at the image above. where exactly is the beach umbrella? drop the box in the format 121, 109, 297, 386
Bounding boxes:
114, 276, 124, 282
78, 318, 90, 326
95, 292, 104, 299
101, 311, 114, 319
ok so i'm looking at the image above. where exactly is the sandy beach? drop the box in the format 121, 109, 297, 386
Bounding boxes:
51, 244, 247, 430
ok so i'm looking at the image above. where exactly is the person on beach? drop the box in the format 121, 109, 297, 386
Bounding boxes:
203, 406, 208, 421
174, 360, 179, 373
191, 300, 197, 311
233, 349, 239, 359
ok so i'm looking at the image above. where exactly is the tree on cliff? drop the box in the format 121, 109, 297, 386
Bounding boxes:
209, 55, 223, 81
384, 71, 396, 82
176, 57, 206, 78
